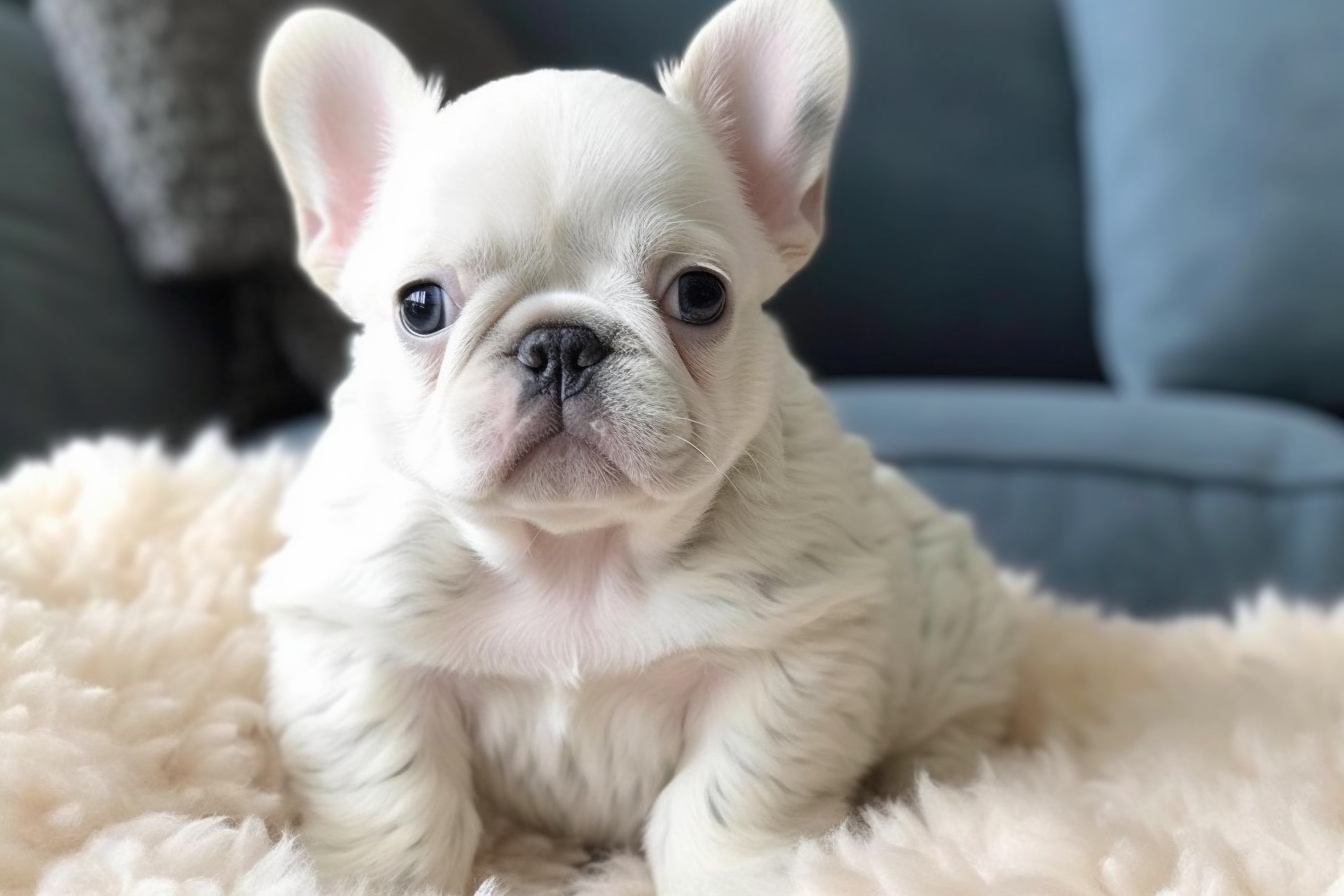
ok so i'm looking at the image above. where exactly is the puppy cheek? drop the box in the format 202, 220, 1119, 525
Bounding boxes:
721, 324, 776, 435
675, 312, 776, 462
347, 336, 444, 476
424, 361, 530, 498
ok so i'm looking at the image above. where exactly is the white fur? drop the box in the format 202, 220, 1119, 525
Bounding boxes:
254, 1, 1022, 893
8, 439, 1344, 894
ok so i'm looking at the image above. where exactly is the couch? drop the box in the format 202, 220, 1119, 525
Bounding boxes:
4, 0, 1344, 617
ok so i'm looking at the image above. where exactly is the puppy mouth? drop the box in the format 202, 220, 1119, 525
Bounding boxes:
499, 418, 635, 511
508, 429, 619, 479
498, 390, 612, 466
493, 398, 689, 505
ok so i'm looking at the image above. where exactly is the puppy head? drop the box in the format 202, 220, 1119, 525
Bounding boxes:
259, 0, 848, 534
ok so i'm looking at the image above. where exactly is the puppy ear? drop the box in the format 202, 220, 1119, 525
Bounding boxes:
660, 0, 850, 273
259, 9, 433, 294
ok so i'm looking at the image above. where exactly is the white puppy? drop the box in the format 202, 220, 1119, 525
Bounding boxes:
252, 0, 1022, 893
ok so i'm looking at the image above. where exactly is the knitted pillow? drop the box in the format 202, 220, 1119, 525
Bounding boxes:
32, 0, 521, 277
32, 0, 521, 414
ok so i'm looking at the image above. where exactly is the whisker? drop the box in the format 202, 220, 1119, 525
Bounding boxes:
668, 197, 721, 215
665, 432, 749, 505
662, 414, 768, 480
522, 526, 544, 558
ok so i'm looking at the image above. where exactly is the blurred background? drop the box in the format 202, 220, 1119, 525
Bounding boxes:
3, 0, 1344, 616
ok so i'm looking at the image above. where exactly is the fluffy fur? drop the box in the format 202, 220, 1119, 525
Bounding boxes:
253, 0, 1022, 892
6, 437, 1344, 895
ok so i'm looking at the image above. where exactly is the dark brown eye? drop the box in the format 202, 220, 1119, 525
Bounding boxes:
399, 282, 453, 335
665, 270, 727, 324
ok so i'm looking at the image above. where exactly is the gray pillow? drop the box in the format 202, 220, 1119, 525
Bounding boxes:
31, 0, 522, 409
32, 0, 522, 278
0, 3, 225, 468
1061, 0, 1344, 411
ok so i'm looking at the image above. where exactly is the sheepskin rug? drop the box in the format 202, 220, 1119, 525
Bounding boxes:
5, 435, 1344, 896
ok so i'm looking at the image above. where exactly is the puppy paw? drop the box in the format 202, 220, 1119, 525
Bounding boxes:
567, 854, 655, 896
475, 821, 593, 896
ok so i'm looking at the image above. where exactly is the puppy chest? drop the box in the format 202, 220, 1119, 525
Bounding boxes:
460, 669, 705, 846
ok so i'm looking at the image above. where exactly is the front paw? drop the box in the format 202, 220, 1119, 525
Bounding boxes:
474, 826, 653, 896
567, 854, 656, 896
474, 823, 593, 896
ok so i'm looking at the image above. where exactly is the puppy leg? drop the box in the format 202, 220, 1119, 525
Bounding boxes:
268, 623, 482, 892
871, 493, 1023, 795
644, 641, 884, 896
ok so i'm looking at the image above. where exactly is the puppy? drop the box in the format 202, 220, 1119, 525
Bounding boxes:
252, 0, 1022, 893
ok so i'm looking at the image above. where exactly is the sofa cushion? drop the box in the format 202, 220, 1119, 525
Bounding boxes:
1061, 0, 1344, 412
0, 3, 225, 470
482, 0, 1101, 382
826, 381, 1344, 616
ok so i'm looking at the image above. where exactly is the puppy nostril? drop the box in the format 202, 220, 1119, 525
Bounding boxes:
515, 326, 610, 400
575, 341, 610, 369
516, 330, 553, 371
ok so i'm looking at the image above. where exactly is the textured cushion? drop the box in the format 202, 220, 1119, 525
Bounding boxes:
1061, 0, 1344, 411
31, 0, 523, 413
32, 0, 521, 278
483, 0, 1101, 381
0, 4, 225, 470
826, 381, 1344, 616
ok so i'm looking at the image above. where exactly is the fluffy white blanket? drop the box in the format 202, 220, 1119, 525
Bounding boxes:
4, 436, 1344, 895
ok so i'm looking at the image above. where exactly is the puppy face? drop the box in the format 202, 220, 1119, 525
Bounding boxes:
346, 74, 779, 526
260, 0, 849, 533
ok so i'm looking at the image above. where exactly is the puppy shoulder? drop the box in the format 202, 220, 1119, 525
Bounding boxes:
255, 413, 468, 622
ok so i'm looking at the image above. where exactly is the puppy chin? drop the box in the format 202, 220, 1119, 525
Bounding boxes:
482, 423, 700, 532
441, 375, 700, 511
504, 433, 632, 502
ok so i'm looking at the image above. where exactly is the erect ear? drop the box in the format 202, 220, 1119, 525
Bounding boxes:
258, 8, 434, 295
660, 0, 850, 274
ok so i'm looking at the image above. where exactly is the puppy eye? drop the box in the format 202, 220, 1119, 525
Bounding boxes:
664, 270, 727, 325
398, 282, 454, 336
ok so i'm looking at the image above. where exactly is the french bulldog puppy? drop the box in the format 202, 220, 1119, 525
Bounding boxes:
252, 0, 1022, 893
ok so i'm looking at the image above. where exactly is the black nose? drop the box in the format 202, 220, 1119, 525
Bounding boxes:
515, 326, 611, 400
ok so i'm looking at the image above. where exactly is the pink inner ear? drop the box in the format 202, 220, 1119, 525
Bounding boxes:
797, 175, 826, 235
301, 61, 394, 273
702, 33, 820, 255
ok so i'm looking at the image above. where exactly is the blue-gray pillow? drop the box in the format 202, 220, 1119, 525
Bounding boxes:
825, 380, 1344, 616
1060, 0, 1344, 411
